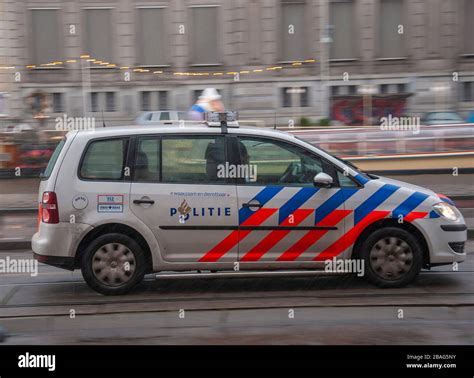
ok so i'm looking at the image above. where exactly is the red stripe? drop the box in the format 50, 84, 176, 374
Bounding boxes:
314, 210, 390, 261
404, 211, 428, 222
198, 208, 277, 262
277, 209, 351, 261
241, 209, 313, 262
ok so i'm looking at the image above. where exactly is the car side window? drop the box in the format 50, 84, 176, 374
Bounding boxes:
161, 135, 227, 184
237, 136, 324, 185
134, 137, 160, 182
160, 112, 170, 121
80, 138, 128, 180
337, 170, 359, 187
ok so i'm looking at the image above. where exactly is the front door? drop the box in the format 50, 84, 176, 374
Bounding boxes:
233, 136, 354, 264
130, 134, 239, 263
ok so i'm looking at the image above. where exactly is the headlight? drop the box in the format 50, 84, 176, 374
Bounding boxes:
432, 202, 461, 221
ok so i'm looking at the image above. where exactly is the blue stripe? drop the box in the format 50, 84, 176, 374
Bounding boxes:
440, 197, 455, 206
239, 186, 283, 224
354, 173, 369, 185
429, 210, 440, 218
279, 187, 319, 224
391, 191, 429, 219
314, 188, 359, 224
354, 184, 399, 225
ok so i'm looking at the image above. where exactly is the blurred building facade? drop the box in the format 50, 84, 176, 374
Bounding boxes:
0, 0, 473, 127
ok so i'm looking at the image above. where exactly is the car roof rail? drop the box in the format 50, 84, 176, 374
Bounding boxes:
205, 111, 239, 134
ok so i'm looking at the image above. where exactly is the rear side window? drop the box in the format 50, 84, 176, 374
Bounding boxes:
80, 138, 128, 180
162, 136, 226, 183
134, 137, 160, 182
42, 137, 66, 180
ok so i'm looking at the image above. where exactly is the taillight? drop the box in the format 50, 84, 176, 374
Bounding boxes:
41, 191, 59, 224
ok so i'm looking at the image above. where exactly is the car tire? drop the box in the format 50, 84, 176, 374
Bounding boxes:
360, 227, 423, 288
81, 233, 147, 295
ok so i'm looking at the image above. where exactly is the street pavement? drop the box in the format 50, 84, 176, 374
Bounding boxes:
0, 241, 472, 344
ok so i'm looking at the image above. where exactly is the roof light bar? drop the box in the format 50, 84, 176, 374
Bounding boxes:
205, 111, 239, 131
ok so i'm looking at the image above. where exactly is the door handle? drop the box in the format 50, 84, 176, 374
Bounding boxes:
133, 199, 155, 205
242, 202, 263, 209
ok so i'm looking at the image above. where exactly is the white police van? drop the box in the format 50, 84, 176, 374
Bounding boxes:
33, 112, 467, 295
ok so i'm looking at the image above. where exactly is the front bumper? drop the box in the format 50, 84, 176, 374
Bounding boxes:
414, 217, 467, 265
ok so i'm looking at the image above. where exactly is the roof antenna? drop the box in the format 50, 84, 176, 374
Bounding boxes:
274, 112, 277, 130
219, 112, 228, 134
101, 109, 106, 128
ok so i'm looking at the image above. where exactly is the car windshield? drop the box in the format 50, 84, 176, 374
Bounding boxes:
294, 136, 373, 181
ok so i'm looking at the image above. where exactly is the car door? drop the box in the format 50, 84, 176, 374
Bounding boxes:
232, 135, 358, 265
130, 134, 239, 263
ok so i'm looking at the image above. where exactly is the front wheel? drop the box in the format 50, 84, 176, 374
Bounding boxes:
360, 227, 423, 288
81, 233, 147, 295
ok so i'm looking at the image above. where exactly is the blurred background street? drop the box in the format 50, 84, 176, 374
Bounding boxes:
0, 0, 473, 344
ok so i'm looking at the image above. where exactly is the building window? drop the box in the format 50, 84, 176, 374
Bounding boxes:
106, 92, 116, 112
141, 91, 151, 111
31, 9, 60, 65
90, 92, 98, 113
300, 88, 309, 107
137, 7, 166, 66
330, 0, 356, 60
462, 82, 473, 102
281, 1, 306, 61
158, 91, 168, 110
282, 87, 309, 107
282, 88, 292, 107
379, 83, 406, 94
84, 9, 112, 62
52, 93, 63, 113
348, 85, 357, 95
0, 93, 8, 116
248, 0, 261, 62
465, 0, 474, 54
378, 0, 405, 58
193, 90, 202, 103
191, 6, 219, 65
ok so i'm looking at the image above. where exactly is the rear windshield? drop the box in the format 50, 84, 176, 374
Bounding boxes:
42, 138, 66, 180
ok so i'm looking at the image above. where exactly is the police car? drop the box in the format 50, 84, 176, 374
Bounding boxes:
32, 112, 467, 295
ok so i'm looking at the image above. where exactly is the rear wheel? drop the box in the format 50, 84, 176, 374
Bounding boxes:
360, 227, 423, 288
81, 233, 147, 295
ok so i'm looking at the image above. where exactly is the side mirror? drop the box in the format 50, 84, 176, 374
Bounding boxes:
313, 172, 334, 188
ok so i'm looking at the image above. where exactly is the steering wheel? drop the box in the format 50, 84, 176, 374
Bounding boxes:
278, 162, 307, 183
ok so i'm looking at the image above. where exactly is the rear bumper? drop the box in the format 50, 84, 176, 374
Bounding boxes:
32, 222, 92, 261
33, 252, 75, 271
